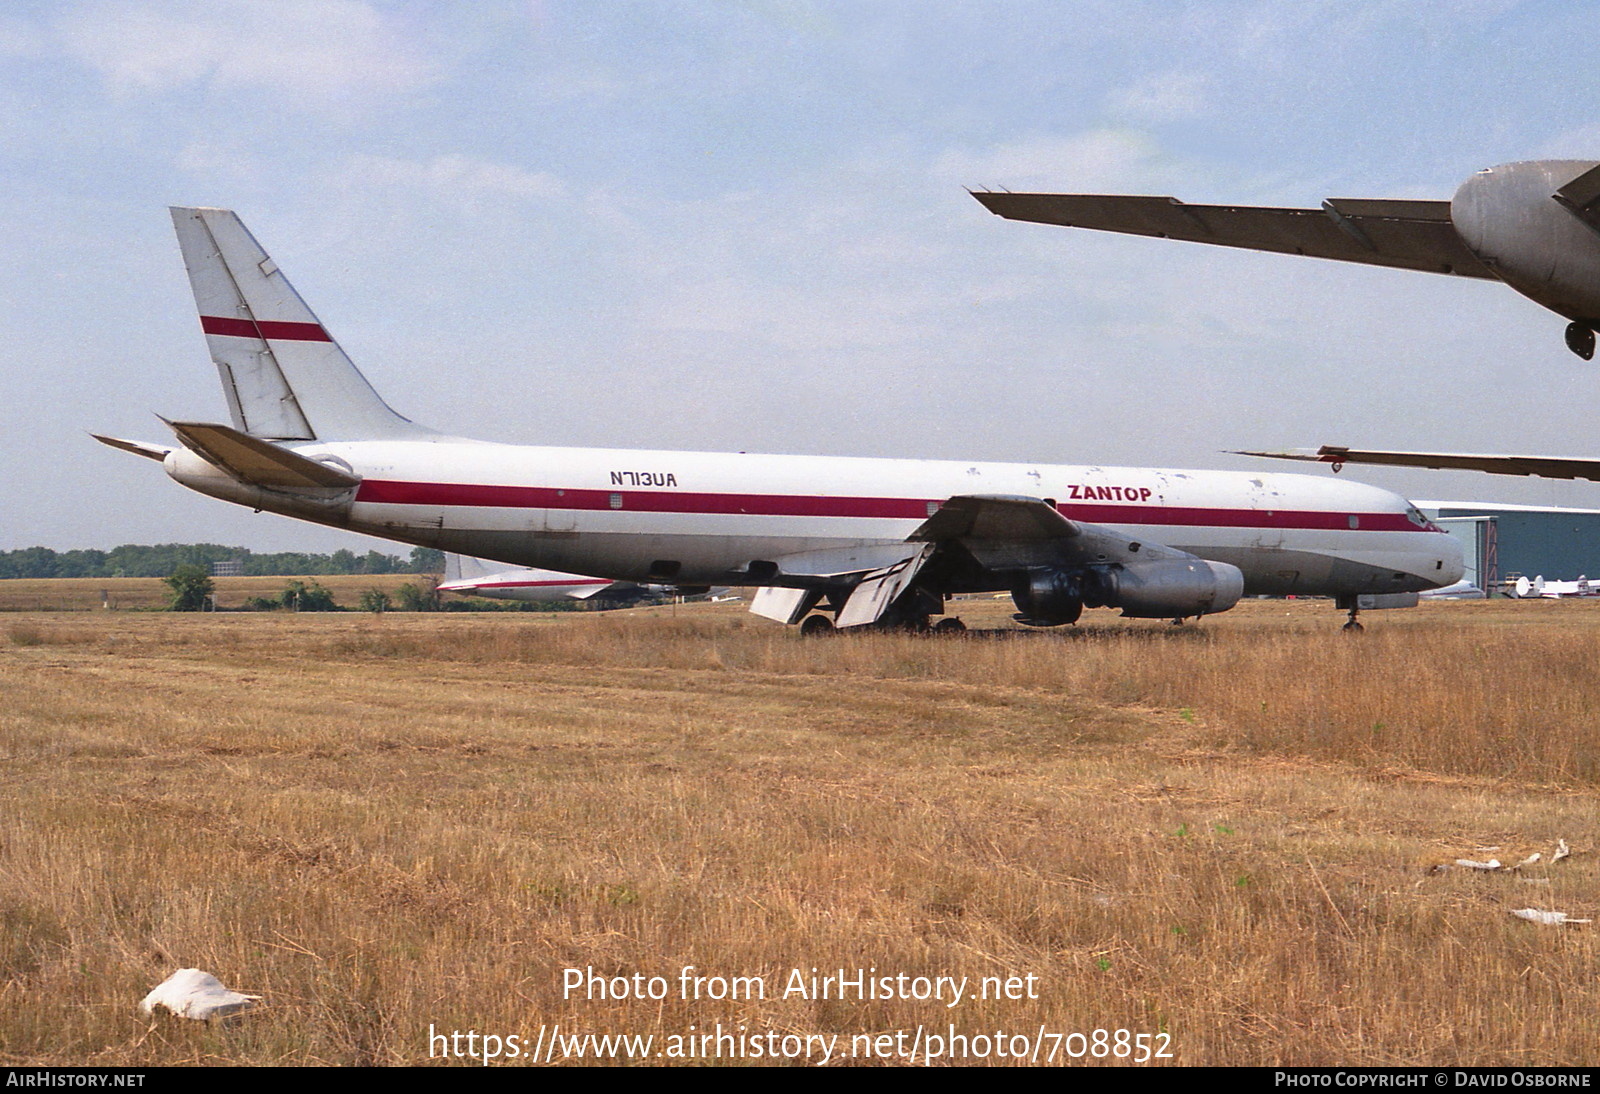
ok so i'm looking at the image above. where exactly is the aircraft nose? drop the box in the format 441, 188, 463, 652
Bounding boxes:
1434, 529, 1466, 587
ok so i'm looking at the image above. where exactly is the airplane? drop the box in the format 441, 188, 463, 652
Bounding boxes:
971, 159, 1600, 359
93, 207, 1465, 634
1419, 579, 1486, 600
438, 552, 694, 607
1508, 574, 1600, 599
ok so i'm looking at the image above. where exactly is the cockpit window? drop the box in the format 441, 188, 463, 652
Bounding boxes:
1405, 506, 1442, 531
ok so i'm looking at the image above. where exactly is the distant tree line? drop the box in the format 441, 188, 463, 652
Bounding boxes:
0, 543, 444, 580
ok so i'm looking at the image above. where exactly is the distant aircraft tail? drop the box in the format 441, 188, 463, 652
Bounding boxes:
443, 553, 498, 583
170, 207, 429, 442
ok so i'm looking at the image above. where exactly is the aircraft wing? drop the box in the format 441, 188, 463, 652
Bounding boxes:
971, 192, 1497, 279
910, 493, 1196, 569
752, 493, 1201, 627
565, 580, 649, 601
1235, 446, 1600, 482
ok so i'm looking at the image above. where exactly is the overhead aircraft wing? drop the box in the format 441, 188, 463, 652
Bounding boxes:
1235, 446, 1600, 482
971, 192, 1497, 278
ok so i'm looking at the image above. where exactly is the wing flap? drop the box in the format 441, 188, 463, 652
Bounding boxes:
836, 544, 937, 628
750, 586, 822, 624
167, 420, 361, 488
971, 192, 1496, 278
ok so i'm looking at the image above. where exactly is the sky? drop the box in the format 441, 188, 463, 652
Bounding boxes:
6, 0, 1600, 554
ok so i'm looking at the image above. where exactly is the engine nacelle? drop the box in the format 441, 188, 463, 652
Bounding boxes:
1452, 161, 1600, 335
1010, 568, 1083, 625
1095, 558, 1245, 618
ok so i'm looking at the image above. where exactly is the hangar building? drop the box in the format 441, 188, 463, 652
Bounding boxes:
1422, 502, 1600, 592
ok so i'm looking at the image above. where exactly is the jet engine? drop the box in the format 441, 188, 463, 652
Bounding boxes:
1451, 161, 1600, 358
1011, 567, 1084, 625
1092, 558, 1245, 618
1013, 559, 1245, 625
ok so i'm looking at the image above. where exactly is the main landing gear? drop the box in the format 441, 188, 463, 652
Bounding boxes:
1342, 604, 1363, 632
799, 614, 835, 637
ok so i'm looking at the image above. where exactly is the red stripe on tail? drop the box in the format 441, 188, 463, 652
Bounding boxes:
201, 316, 333, 342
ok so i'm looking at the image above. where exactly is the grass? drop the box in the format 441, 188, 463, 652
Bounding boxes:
0, 574, 426, 612
2, 595, 1599, 1066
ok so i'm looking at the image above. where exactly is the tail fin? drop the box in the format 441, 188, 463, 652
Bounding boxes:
444, 553, 478, 583
170, 207, 429, 442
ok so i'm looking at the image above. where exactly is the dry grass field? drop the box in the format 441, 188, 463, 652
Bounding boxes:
0, 575, 425, 613
4, 593, 1600, 1066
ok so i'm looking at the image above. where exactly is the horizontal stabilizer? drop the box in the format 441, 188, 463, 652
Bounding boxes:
167, 420, 361, 488
1235, 446, 1600, 482
92, 435, 172, 462
972, 191, 1495, 278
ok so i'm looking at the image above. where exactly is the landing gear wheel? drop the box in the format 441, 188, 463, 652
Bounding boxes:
799, 614, 835, 637
1342, 605, 1363, 632
932, 617, 967, 636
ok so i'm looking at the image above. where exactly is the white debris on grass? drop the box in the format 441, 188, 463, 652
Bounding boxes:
1432, 839, 1578, 875
1509, 908, 1592, 926
140, 969, 260, 1021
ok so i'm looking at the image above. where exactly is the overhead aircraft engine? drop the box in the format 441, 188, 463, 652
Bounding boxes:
1013, 559, 1245, 625
1450, 161, 1600, 360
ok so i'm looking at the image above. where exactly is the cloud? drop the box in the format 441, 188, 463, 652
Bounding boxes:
332, 152, 567, 206
1107, 72, 1210, 123
0, 13, 47, 58
1537, 124, 1600, 161
933, 129, 1165, 192
175, 139, 265, 185
57, 0, 439, 109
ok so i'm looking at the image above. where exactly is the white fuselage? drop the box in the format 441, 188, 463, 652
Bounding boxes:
165, 437, 1464, 598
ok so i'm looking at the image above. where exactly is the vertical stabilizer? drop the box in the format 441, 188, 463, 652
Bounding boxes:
443, 553, 497, 583
170, 207, 427, 441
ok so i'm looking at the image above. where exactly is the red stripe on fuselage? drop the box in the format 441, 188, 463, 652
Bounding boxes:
201, 315, 333, 342
354, 479, 1424, 533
